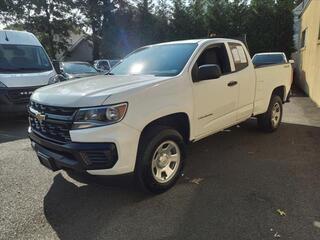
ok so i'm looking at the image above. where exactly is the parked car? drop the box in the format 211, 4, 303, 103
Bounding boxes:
94, 59, 121, 72
0, 30, 61, 114
28, 39, 293, 193
252, 52, 294, 67
60, 61, 103, 80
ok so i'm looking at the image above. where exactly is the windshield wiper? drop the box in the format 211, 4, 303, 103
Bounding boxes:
105, 71, 114, 75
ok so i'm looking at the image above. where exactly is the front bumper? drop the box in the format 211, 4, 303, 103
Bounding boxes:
29, 121, 141, 175
29, 130, 118, 171
0, 86, 42, 113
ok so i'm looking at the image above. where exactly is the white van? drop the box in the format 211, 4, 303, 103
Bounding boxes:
0, 30, 59, 114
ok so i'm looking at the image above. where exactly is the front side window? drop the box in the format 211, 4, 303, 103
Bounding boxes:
192, 43, 231, 81
110, 43, 197, 77
62, 63, 97, 74
228, 43, 248, 71
0, 44, 52, 74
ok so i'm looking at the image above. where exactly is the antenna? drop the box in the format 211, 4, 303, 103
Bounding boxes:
4, 31, 9, 41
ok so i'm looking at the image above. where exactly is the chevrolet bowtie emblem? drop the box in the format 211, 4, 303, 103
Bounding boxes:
35, 112, 46, 122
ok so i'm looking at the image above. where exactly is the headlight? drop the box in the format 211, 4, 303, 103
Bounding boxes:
0, 81, 7, 88
72, 103, 128, 129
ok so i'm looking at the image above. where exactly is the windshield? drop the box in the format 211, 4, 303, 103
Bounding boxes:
110, 43, 197, 76
62, 63, 97, 74
252, 54, 286, 66
109, 60, 120, 67
0, 44, 52, 73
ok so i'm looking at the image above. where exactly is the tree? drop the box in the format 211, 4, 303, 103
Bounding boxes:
205, 0, 230, 38
136, 0, 155, 46
188, 0, 207, 38
75, 0, 105, 60
170, 0, 191, 40
154, 0, 170, 43
273, 0, 295, 57
1, 0, 78, 58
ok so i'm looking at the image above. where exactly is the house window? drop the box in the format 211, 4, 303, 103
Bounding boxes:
301, 29, 306, 48
318, 24, 320, 40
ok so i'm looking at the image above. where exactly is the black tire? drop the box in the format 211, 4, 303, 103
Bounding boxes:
257, 95, 283, 132
135, 125, 186, 194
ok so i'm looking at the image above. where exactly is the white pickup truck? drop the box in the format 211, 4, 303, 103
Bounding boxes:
28, 38, 292, 193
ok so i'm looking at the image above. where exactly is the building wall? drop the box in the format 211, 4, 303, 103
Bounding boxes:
298, 0, 320, 106
64, 40, 93, 63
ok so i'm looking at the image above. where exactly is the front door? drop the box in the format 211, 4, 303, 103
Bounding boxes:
192, 43, 239, 138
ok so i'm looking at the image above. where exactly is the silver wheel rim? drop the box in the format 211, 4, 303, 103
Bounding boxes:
151, 140, 181, 184
271, 102, 281, 127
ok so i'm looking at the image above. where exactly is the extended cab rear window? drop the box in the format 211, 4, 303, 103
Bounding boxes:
228, 43, 248, 72
0, 44, 52, 74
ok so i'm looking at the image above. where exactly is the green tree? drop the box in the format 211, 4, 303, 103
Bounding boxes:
188, 0, 207, 38
273, 0, 295, 57
75, 0, 105, 60
154, 0, 170, 42
1, 0, 77, 58
205, 0, 230, 37
136, 0, 155, 45
170, 0, 191, 40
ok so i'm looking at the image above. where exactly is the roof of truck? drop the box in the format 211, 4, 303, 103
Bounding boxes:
151, 38, 243, 46
0, 30, 42, 46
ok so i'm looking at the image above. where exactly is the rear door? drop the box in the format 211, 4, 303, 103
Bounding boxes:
192, 43, 239, 138
227, 42, 256, 122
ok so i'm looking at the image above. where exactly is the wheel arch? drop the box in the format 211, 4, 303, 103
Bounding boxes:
271, 85, 286, 103
138, 112, 191, 145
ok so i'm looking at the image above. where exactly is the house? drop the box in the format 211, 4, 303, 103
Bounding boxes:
292, 0, 320, 106
56, 32, 94, 62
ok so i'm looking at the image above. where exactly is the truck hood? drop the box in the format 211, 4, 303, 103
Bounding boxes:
31, 74, 170, 107
0, 70, 56, 88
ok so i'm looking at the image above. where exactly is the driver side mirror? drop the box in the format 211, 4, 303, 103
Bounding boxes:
197, 64, 222, 81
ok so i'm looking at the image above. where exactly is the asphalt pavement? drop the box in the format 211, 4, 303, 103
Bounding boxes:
1, 95, 320, 240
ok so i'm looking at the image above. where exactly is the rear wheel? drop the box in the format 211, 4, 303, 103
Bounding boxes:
135, 126, 186, 193
257, 95, 283, 132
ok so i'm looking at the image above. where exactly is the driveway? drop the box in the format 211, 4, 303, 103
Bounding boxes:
1, 94, 320, 240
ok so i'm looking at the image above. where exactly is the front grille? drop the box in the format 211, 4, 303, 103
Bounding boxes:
7, 87, 39, 104
29, 101, 77, 143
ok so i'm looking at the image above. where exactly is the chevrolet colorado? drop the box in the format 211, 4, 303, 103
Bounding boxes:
28, 38, 292, 193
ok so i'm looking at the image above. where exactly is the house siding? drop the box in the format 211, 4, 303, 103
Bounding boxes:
297, 0, 320, 106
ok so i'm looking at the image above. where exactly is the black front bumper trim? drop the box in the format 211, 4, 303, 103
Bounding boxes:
29, 131, 118, 171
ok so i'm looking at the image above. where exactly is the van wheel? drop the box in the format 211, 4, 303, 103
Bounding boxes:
257, 95, 283, 132
135, 126, 186, 193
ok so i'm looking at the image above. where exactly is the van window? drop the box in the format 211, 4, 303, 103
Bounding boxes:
192, 43, 231, 81
228, 43, 248, 72
0, 44, 52, 74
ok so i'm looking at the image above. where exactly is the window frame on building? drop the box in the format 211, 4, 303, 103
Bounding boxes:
301, 28, 307, 48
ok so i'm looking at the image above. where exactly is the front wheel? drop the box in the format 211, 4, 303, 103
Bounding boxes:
135, 126, 186, 193
257, 95, 283, 132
